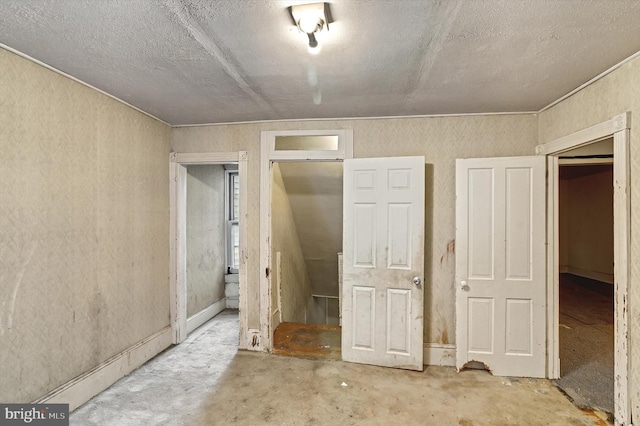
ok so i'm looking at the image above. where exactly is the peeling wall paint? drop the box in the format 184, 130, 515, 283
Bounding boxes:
5, 242, 37, 333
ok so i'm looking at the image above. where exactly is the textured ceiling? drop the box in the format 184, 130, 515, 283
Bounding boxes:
1, 0, 640, 125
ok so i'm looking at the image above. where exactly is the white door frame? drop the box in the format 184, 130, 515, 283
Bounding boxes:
169, 151, 249, 347
536, 112, 631, 425
259, 130, 353, 351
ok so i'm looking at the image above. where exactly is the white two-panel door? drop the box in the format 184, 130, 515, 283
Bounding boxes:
455, 156, 546, 378
342, 156, 425, 371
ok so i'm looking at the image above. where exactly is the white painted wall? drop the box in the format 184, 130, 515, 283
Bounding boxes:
225, 274, 239, 309
186, 165, 226, 317
559, 166, 614, 283
271, 164, 313, 324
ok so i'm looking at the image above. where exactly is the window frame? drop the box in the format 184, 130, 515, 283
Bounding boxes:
225, 169, 240, 274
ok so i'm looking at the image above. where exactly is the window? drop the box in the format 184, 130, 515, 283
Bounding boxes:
226, 170, 240, 274
274, 135, 339, 151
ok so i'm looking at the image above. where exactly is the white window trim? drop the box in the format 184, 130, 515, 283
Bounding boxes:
225, 169, 240, 274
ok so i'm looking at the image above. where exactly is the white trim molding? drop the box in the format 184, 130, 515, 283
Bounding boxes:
613, 127, 631, 425
186, 299, 227, 335
535, 112, 630, 155
0, 43, 170, 126
5, 39, 638, 130
34, 326, 172, 412
562, 266, 614, 285
172, 112, 536, 128
539, 51, 640, 113
259, 130, 353, 352
537, 113, 631, 425
424, 344, 456, 367
169, 151, 250, 349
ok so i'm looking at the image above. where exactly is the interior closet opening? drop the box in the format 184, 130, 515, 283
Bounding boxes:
554, 142, 614, 416
270, 161, 344, 360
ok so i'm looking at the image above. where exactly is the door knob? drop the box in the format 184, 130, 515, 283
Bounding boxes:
413, 276, 421, 286
460, 280, 468, 290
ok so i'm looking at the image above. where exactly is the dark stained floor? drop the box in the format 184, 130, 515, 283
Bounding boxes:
273, 322, 341, 361
555, 274, 614, 415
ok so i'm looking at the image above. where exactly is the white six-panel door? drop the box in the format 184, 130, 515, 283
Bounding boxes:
455, 156, 546, 378
342, 156, 424, 371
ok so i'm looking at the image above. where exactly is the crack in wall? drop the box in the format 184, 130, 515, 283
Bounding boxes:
5, 242, 38, 334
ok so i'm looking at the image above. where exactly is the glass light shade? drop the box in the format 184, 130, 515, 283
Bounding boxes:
298, 16, 321, 34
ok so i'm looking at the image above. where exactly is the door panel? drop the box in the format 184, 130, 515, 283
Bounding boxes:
354, 204, 376, 267
456, 156, 546, 377
342, 156, 425, 370
353, 286, 375, 350
468, 298, 494, 353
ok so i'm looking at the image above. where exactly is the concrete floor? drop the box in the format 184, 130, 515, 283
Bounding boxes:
72, 309, 604, 426
555, 274, 614, 415
71, 310, 240, 425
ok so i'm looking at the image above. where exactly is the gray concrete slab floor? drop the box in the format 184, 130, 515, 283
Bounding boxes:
71, 310, 602, 426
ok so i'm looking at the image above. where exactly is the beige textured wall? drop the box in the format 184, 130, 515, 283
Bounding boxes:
271, 164, 313, 324
171, 113, 538, 345
0, 48, 171, 402
186, 165, 226, 317
538, 54, 640, 417
560, 169, 614, 283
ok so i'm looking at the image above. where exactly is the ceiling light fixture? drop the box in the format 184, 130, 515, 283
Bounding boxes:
288, 2, 333, 54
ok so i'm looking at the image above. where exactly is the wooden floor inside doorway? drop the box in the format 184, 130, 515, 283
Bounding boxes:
273, 322, 341, 361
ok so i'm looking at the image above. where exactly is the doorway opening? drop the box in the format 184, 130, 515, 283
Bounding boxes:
270, 161, 344, 360
259, 130, 352, 353
169, 151, 249, 348
184, 164, 240, 336
555, 156, 614, 415
537, 112, 631, 425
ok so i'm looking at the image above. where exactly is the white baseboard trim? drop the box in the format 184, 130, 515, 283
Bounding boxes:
224, 273, 239, 284
186, 298, 227, 335
271, 310, 281, 334
424, 343, 456, 367
226, 296, 239, 309
243, 328, 262, 351
564, 266, 614, 284
34, 326, 172, 412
